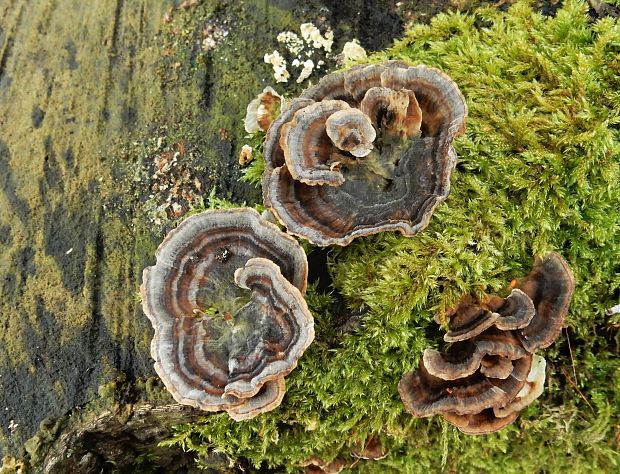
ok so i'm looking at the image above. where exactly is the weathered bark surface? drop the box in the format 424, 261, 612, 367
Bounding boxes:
0, 0, 177, 458
29, 403, 205, 474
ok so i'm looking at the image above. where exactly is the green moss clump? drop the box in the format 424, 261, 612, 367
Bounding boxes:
163, 1, 620, 472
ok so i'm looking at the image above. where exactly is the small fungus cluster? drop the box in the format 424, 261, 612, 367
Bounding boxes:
398, 252, 575, 434
261, 61, 467, 246
301, 437, 387, 473
141, 209, 314, 420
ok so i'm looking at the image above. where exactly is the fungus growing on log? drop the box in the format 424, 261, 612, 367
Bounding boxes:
494, 355, 546, 418
244, 86, 285, 133
493, 289, 535, 331
141, 208, 313, 420
399, 253, 573, 434
325, 108, 376, 157
442, 408, 520, 435
479, 355, 514, 379
398, 355, 532, 417
301, 456, 347, 474
423, 329, 528, 381
280, 100, 351, 186
515, 252, 575, 352
262, 60, 467, 246
441, 355, 547, 434
443, 297, 499, 342
351, 436, 388, 460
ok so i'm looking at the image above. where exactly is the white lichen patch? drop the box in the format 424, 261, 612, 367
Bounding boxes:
299, 23, 334, 52
296, 59, 315, 83
264, 22, 335, 85
277, 31, 304, 55
340, 39, 367, 63
264, 50, 290, 83
202, 22, 229, 52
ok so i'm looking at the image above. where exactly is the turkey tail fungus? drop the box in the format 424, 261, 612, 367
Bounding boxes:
399, 252, 573, 434
141, 208, 313, 420
262, 60, 467, 246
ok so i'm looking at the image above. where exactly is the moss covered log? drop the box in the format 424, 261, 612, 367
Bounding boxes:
1, 0, 619, 472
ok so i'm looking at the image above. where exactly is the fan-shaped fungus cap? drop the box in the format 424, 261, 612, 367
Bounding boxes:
301, 457, 347, 474
398, 355, 531, 417
442, 408, 519, 435
223, 257, 314, 398
263, 60, 467, 246
141, 208, 312, 419
227, 377, 285, 421
245, 86, 285, 133
263, 98, 316, 174
479, 355, 514, 379
360, 87, 422, 140
444, 297, 500, 342
401, 254, 571, 434
351, 437, 388, 460
325, 108, 376, 157
516, 252, 575, 352
442, 356, 546, 434
423, 328, 528, 380
280, 100, 352, 186
494, 354, 546, 418
494, 289, 535, 331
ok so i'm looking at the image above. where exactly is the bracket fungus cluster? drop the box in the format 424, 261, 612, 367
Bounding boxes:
262, 60, 467, 246
141, 208, 314, 420
399, 252, 574, 434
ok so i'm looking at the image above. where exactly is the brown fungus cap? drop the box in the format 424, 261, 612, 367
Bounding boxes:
479, 355, 514, 379
516, 252, 575, 352
325, 108, 376, 158
244, 86, 285, 133
351, 436, 388, 460
400, 253, 572, 434
263, 98, 315, 174
263, 60, 467, 246
280, 100, 352, 186
494, 288, 535, 331
423, 328, 528, 381
301, 69, 352, 103
398, 355, 531, 417
262, 98, 315, 205
442, 408, 520, 435
360, 87, 422, 140
141, 208, 312, 419
301, 457, 348, 474
444, 297, 500, 342
227, 377, 286, 421
223, 257, 314, 398
494, 354, 546, 418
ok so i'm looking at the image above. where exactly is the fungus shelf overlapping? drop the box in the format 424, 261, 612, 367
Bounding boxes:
262, 60, 467, 246
399, 252, 575, 434
141, 208, 314, 420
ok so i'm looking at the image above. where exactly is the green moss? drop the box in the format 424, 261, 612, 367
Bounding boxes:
162, 1, 620, 472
